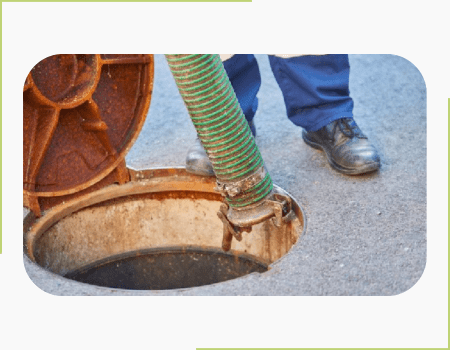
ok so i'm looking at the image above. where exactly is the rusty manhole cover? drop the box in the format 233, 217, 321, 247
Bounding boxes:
23, 54, 154, 216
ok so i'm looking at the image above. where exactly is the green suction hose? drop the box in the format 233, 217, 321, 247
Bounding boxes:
165, 54, 273, 209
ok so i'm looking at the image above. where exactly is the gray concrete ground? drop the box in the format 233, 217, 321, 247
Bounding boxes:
24, 54, 427, 296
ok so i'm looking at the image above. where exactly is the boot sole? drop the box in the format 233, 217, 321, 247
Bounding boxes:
302, 130, 380, 175
185, 164, 216, 177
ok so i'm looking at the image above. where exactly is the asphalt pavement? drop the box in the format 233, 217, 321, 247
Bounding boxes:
24, 54, 427, 296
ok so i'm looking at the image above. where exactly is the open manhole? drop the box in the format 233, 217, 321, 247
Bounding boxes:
23, 167, 305, 291
65, 247, 268, 290
23, 54, 305, 292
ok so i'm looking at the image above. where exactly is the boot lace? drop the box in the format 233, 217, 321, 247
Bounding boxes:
335, 118, 366, 139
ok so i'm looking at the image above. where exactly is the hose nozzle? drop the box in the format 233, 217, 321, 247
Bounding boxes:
166, 54, 296, 250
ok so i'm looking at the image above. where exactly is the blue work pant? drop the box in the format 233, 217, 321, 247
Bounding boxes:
222, 54, 354, 132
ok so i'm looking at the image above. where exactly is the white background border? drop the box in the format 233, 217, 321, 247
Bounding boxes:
2, 1, 448, 348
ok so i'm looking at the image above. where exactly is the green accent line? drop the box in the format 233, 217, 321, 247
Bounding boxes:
0, 4, 2, 254
3, 1, 252, 2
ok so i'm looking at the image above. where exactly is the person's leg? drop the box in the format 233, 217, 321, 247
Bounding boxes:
269, 54, 380, 175
269, 54, 353, 131
222, 54, 260, 134
186, 54, 261, 176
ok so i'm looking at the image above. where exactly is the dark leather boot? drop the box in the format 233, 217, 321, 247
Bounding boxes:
185, 138, 215, 176
302, 118, 380, 175
186, 120, 256, 176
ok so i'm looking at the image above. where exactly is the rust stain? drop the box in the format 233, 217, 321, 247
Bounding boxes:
24, 167, 305, 273
23, 54, 154, 216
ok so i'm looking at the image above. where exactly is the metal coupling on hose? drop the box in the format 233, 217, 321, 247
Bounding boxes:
166, 54, 297, 251
216, 182, 297, 251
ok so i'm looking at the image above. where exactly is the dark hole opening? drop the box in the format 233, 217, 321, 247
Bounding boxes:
64, 247, 268, 290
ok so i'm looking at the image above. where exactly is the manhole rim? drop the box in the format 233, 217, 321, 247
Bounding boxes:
23, 166, 307, 292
